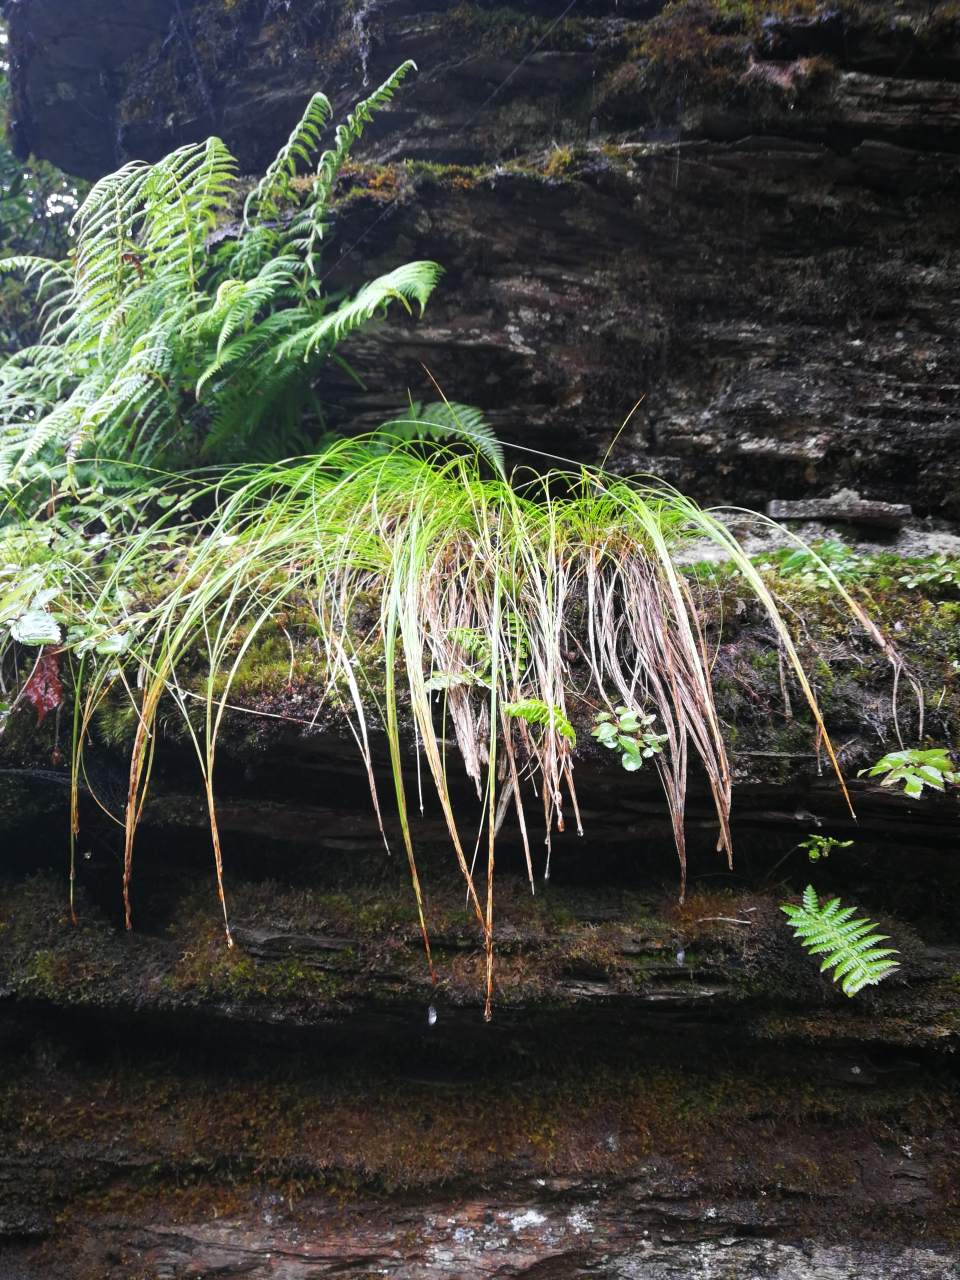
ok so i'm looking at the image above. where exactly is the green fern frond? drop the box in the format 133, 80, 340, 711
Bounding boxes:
504, 699, 576, 745
141, 140, 236, 266
0, 255, 71, 295
274, 261, 443, 363
312, 62, 416, 211
377, 400, 504, 473
781, 885, 899, 996
243, 91, 332, 226
295, 62, 418, 267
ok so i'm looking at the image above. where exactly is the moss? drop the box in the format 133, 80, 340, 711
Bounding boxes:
170, 946, 352, 1003
405, 160, 489, 190
435, 5, 586, 58
0, 872, 946, 1029
540, 145, 579, 180
8, 542, 960, 802
6, 1038, 960, 1242
327, 161, 407, 207
594, 0, 848, 126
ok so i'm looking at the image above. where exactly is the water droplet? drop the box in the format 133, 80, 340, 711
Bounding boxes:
428, 1005, 437, 1026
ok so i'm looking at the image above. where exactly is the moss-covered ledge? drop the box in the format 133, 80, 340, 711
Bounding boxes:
5, 540, 960, 764
2, 871, 960, 1270
1, 863, 957, 1036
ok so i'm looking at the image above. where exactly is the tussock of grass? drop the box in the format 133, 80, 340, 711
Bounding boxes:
0, 441, 887, 1016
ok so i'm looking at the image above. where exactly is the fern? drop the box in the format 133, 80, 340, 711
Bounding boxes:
376, 400, 504, 473
294, 62, 417, 270
0, 65, 441, 486
781, 885, 899, 996
243, 91, 333, 226
503, 699, 576, 745
798, 834, 853, 862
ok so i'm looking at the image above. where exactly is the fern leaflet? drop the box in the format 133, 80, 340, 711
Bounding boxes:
377, 399, 504, 473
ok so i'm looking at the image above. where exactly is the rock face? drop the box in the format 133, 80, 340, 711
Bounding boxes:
4, 0, 960, 511
4, 9, 960, 1269
2, 0, 179, 180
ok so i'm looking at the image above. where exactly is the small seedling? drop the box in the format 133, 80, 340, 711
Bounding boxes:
799, 834, 853, 863
592, 706, 667, 772
898, 555, 960, 589
859, 748, 959, 798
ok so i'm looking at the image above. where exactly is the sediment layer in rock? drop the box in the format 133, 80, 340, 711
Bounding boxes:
6, 0, 960, 509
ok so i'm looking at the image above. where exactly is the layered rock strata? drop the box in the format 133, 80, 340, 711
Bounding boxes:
4, 0, 960, 509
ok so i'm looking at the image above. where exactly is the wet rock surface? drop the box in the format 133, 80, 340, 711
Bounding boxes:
2, 722, 960, 1276
6, 0, 960, 509
7, 1200, 960, 1277
4, 4, 960, 1271
1, 976, 959, 1276
1, 802, 959, 1277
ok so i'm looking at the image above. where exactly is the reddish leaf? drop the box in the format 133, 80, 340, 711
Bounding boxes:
24, 648, 63, 727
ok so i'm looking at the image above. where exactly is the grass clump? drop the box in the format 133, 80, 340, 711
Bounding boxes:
1, 442, 892, 1018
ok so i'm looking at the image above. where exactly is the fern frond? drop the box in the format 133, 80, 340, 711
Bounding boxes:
275, 261, 442, 364
191, 257, 301, 395
0, 255, 72, 292
243, 91, 332, 226
294, 62, 418, 267
71, 161, 153, 316
311, 62, 417, 210
781, 885, 899, 996
139, 139, 237, 285
378, 400, 504, 473
504, 699, 576, 745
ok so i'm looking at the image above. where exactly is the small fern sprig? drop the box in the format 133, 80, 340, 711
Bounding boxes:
503, 699, 576, 745
781, 885, 899, 996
